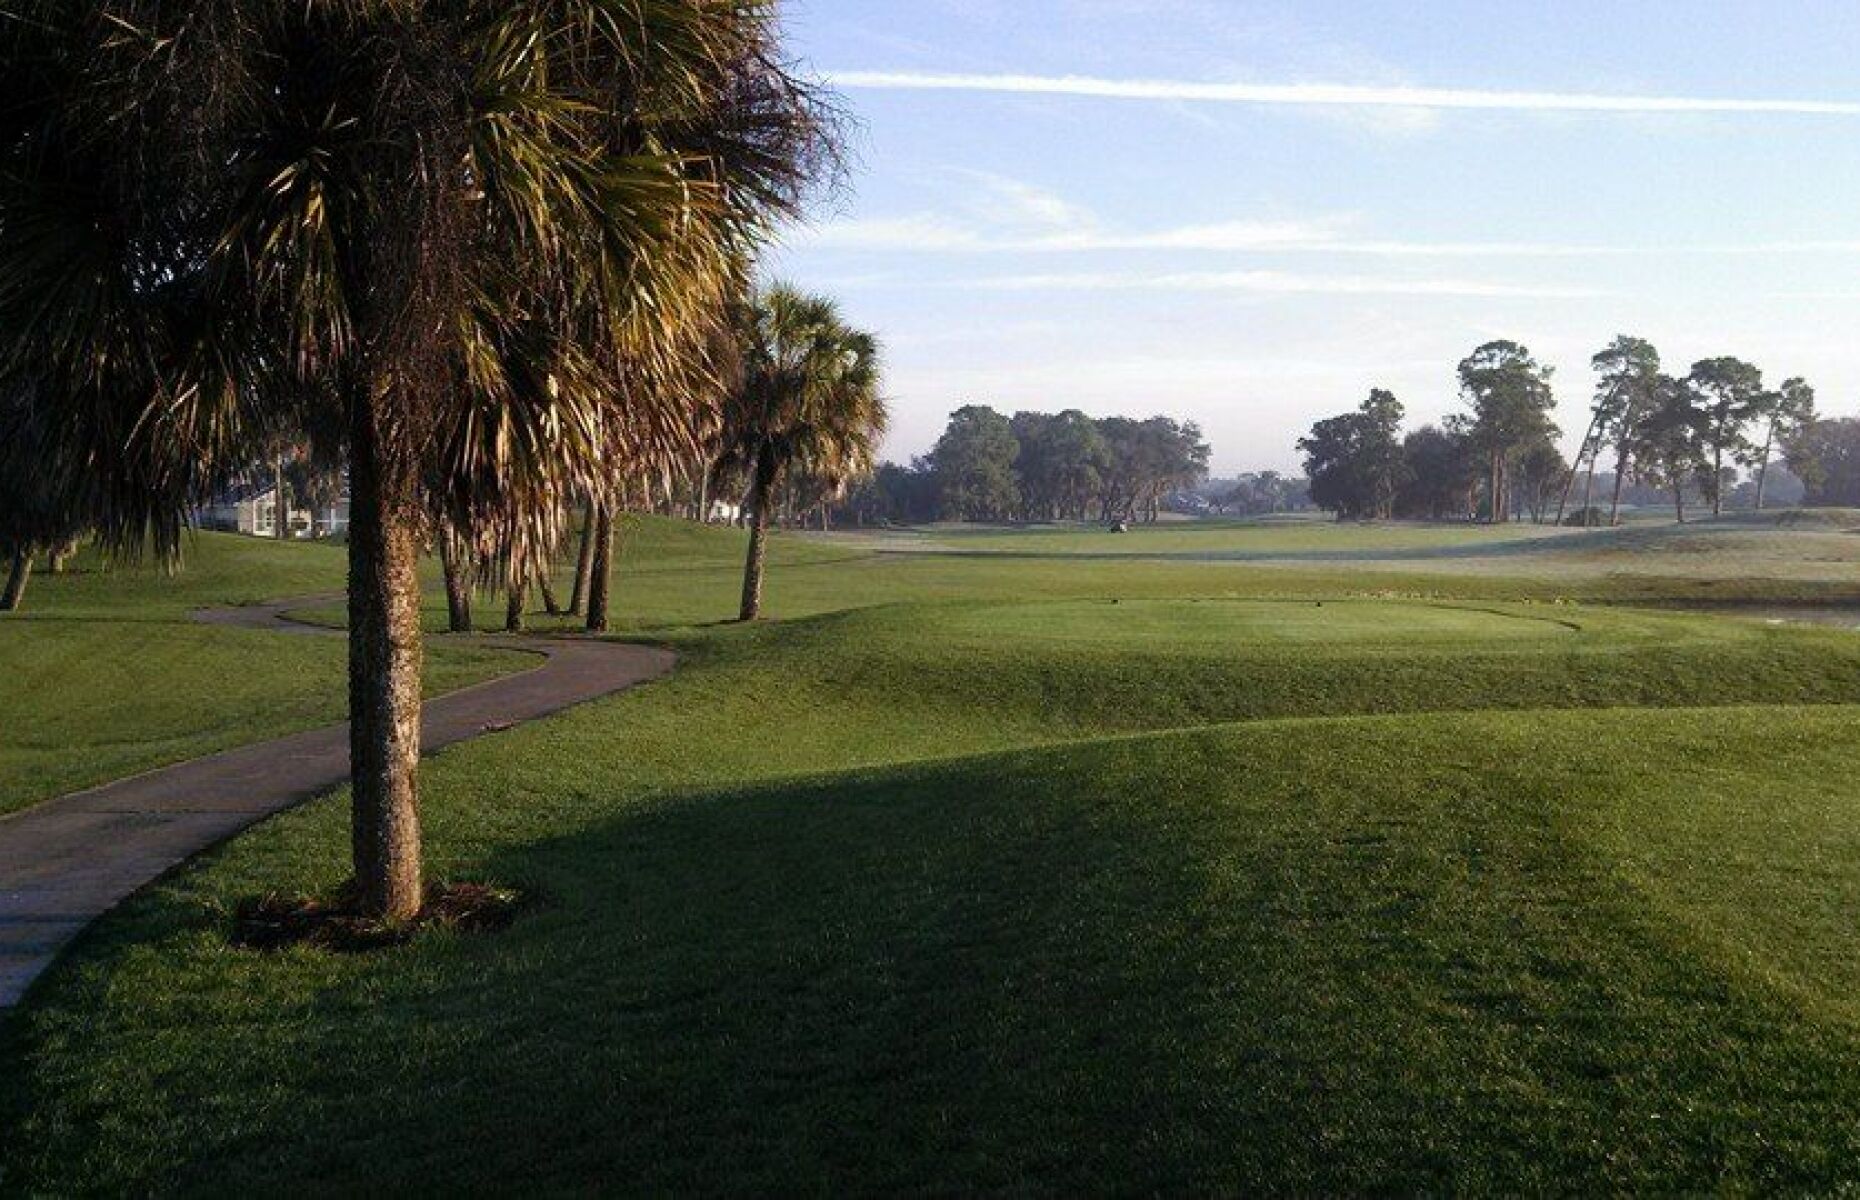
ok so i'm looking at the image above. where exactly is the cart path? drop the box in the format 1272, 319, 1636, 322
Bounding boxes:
0, 596, 675, 1009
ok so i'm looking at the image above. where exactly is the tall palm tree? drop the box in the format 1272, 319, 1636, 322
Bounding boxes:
0, 1, 833, 918
717, 287, 885, 622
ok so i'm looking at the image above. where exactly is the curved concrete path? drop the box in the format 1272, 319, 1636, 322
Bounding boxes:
0, 598, 675, 1008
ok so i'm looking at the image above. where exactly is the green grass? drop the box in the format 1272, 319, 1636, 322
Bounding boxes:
858, 511, 1860, 600
0, 535, 533, 816
9, 516, 1860, 1191
935, 513, 1583, 555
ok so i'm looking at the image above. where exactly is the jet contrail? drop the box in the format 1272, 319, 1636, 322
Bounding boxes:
830, 71, 1860, 116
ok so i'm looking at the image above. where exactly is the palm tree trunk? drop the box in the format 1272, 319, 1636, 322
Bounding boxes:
275, 453, 289, 540
739, 453, 775, 622
540, 576, 562, 617
1712, 445, 1724, 517
440, 538, 474, 634
585, 504, 615, 633
504, 583, 526, 633
2, 549, 31, 612
1580, 456, 1598, 525
346, 386, 425, 922
568, 502, 596, 616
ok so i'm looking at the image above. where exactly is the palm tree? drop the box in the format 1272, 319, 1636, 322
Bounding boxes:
0, 394, 94, 613
0, 1, 833, 918
567, 498, 599, 617
582, 328, 735, 633
436, 519, 477, 635
717, 288, 885, 622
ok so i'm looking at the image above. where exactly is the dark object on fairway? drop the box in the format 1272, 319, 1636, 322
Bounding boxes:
1111, 521, 1131, 533
230, 883, 524, 954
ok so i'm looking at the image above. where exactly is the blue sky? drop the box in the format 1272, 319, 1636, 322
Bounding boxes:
766, 0, 1860, 473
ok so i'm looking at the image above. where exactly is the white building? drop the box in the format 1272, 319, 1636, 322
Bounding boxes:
198, 485, 349, 539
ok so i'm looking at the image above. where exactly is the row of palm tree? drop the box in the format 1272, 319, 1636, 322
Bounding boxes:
3, 275, 890, 636
427, 286, 887, 632
0, 2, 857, 919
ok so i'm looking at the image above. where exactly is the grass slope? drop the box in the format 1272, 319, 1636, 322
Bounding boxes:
9, 524, 1860, 1191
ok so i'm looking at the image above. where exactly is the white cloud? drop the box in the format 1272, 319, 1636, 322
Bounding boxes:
886, 269, 1606, 300
830, 70, 1860, 116
947, 169, 1097, 232
798, 215, 1350, 254
799, 214, 995, 252
791, 215, 1860, 259
898, 354, 1443, 391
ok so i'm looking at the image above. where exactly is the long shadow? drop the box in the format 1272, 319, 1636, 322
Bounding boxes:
20, 734, 1860, 1193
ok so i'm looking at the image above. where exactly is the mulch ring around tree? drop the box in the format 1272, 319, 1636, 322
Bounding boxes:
229, 883, 527, 954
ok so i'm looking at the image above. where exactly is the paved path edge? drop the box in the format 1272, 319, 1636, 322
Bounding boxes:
0, 597, 675, 1009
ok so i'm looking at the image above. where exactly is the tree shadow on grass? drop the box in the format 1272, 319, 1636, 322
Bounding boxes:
11, 726, 1860, 1193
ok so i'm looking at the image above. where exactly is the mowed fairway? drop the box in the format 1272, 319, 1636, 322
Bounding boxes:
7, 517, 1860, 1191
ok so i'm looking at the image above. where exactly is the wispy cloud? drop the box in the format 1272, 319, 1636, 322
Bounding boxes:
800, 215, 1349, 254
796, 216, 1860, 259
894, 354, 1447, 393
830, 70, 1860, 116
846, 269, 1605, 300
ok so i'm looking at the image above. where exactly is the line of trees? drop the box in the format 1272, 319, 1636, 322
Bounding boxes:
1210, 472, 1311, 515
1558, 340, 1815, 523
839, 407, 1211, 526
1301, 337, 1818, 525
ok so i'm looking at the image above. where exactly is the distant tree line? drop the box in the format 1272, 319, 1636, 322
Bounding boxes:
838, 406, 1211, 525
1209, 472, 1311, 515
1300, 337, 1820, 525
